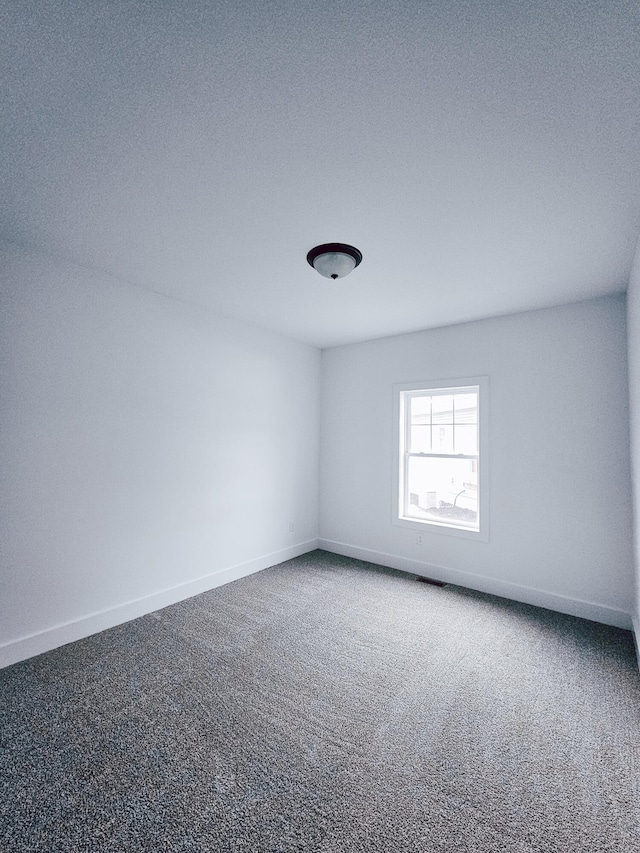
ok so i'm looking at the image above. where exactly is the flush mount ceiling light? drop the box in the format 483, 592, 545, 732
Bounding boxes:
306, 243, 363, 280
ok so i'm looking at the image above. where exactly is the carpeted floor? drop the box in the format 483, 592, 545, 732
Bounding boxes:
1, 549, 639, 852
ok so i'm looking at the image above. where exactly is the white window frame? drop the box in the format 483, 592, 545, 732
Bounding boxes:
392, 377, 489, 542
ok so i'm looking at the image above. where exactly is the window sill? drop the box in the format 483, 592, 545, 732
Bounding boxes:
394, 514, 489, 542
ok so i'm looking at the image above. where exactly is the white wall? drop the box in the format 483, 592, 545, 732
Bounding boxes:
626, 242, 640, 641
320, 296, 634, 628
0, 243, 320, 666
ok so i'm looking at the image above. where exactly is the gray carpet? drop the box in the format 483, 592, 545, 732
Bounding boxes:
1, 550, 639, 852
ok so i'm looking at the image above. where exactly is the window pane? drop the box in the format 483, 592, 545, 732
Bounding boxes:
453, 393, 477, 424
405, 456, 478, 529
432, 424, 453, 454
410, 395, 431, 422
431, 395, 453, 424
454, 424, 477, 455
410, 425, 431, 453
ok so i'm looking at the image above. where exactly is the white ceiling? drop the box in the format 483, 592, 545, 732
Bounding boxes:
2, 0, 640, 348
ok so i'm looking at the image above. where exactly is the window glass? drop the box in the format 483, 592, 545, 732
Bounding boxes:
454, 424, 477, 455
433, 424, 454, 454
406, 456, 478, 529
410, 395, 431, 420
410, 425, 431, 453
453, 393, 477, 423
431, 395, 454, 424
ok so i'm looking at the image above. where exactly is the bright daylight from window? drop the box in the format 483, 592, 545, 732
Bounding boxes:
400, 387, 480, 532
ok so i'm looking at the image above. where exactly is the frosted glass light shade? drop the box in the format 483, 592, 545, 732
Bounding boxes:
313, 251, 356, 279
307, 243, 363, 279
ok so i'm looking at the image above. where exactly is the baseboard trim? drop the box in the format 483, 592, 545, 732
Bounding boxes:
632, 615, 640, 673
318, 539, 633, 630
0, 539, 319, 670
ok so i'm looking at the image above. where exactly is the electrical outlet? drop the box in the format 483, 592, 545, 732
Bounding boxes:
416, 533, 424, 546
289, 521, 295, 533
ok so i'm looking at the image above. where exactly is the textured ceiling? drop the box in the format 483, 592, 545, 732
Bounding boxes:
2, 0, 640, 347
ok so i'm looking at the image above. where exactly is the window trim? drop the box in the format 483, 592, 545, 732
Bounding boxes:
392, 377, 489, 542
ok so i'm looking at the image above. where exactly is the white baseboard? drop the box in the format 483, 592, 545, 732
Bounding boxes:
632, 615, 640, 673
318, 539, 633, 631
0, 539, 319, 670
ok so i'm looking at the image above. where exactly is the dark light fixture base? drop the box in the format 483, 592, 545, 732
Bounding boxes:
306, 243, 363, 279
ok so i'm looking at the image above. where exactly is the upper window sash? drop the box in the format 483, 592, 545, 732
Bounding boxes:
403, 386, 479, 458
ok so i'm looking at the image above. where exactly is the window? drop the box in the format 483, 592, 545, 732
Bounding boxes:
394, 378, 488, 539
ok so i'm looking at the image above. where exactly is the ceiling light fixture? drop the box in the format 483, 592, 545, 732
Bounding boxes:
307, 243, 363, 280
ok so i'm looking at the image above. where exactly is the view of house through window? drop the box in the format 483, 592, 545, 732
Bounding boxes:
399, 385, 480, 532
